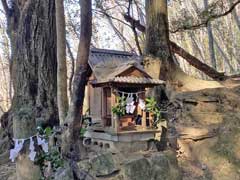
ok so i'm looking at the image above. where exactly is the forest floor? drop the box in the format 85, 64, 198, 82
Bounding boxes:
0, 162, 15, 180
172, 85, 240, 180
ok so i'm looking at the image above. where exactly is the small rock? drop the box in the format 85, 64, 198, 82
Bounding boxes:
90, 153, 119, 177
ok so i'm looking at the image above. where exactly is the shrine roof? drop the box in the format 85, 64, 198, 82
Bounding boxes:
91, 76, 164, 86
88, 48, 165, 86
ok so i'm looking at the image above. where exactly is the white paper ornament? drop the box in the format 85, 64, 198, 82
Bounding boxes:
29, 150, 36, 161
126, 105, 130, 113
126, 93, 134, 104
37, 136, 48, 153
28, 137, 37, 161
129, 104, 136, 113
29, 137, 34, 151
16, 139, 24, 151
9, 139, 24, 162
126, 101, 136, 114
139, 99, 146, 110
10, 149, 18, 162
41, 142, 49, 153
9, 134, 49, 162
37, 136, 44, 145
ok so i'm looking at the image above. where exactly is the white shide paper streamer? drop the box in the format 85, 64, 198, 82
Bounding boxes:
10, 134, 48, 162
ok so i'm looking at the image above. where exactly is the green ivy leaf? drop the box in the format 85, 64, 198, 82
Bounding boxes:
44, 127, 53, 137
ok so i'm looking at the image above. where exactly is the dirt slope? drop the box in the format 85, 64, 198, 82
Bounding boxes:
170, 86, 240, 180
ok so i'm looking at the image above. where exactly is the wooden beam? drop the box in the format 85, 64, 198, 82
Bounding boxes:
111, 88, 118, 133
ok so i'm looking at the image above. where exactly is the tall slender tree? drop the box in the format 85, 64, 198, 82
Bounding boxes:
62, 0, 92, 161
56, 0, 69, 125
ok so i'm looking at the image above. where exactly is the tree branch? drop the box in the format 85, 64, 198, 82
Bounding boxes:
123, 14, 226, 80
123, 13, 146, 32
171, 0, 240, 33
126, 0, 142, 55
1, 0, 9, 14
94, 7, 134, 51
66, 40, 75, 98
170, 41, 225, 80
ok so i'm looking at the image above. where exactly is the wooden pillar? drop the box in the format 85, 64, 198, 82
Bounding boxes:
149, 112, 154, 128
138, 93, 147, 129
142, 111, 147, 129
111, 88, 118, 133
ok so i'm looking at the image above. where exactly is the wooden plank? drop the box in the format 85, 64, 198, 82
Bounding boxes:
118, 66, 151, 78
89, 86, 102, 121
138, 91, 146, 129
142, 111, 147, 129
111, 88, 117, 132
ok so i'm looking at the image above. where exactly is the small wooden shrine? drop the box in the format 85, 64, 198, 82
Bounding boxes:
84, 48, 164, 151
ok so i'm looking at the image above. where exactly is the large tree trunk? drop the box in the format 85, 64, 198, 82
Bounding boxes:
56, 0, 69, 125
2, 0, 58, 179
9, 1, 58, 128
143, 0, 223, 151
145, 0, 177, 80
62, 0, 92, 161
144, 0, 178, 151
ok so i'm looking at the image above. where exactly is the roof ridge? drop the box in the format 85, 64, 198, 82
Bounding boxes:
90, 48, 138, 56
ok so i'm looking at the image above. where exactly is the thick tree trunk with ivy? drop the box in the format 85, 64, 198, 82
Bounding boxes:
1, 0, 58, 179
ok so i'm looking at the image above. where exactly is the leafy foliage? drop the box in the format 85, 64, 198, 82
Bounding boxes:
37, 147, 64, 180
112, 96, 126, 117
36, 127, 64, 180
146, 97, 165, 128
80, 128, 87, 137
37, 126, 53, 138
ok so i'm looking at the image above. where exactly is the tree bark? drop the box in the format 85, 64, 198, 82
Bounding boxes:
2, 0, 58, 179
213, 38, 234, 73
204, 0, 217, 69
62, 0, 92, 161
66, 40, 75, 98
230, 0, 240, 31
145, 0, 177, 80
56, 0, 69, 125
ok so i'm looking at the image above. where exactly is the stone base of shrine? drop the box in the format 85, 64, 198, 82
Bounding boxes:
83, 129, 160, 153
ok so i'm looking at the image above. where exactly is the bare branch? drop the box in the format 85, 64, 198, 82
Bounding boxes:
123, 13, 146, 32
170, 41, 225, 80
93, 9, 131, 28
66, 40, 75, 98
94, 6, 134, 51
171, 0, 240, 33
1, 0, 9, 14
126, 0, 142, 55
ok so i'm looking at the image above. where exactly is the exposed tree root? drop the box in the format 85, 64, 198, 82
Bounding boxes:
171, 68, 223, 92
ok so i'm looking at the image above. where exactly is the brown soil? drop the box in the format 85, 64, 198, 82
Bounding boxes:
171, 85, 240, 180
0, 162, 15, 180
